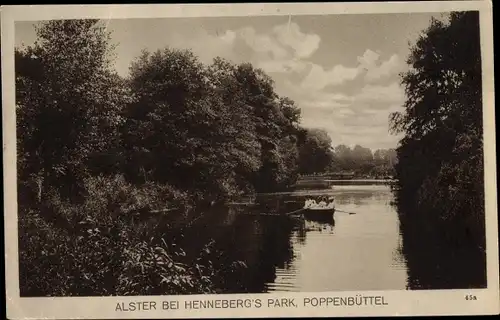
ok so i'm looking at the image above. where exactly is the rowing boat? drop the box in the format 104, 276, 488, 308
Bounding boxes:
303, 206, 335, 219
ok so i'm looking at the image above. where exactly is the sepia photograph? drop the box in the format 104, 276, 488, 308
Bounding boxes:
2, 1, 498, 319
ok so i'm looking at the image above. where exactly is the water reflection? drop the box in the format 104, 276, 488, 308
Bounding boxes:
165, 184, 409, 293
396, 204, 487, 290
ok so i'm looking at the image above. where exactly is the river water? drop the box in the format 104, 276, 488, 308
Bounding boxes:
171, 182, 409, 293
262, 184, 408, 292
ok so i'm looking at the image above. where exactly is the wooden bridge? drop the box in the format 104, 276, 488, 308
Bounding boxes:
299, 172, 356, 180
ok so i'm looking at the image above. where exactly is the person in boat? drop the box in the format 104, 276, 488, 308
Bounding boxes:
327, 196, 335, 209
304, 197, 316, 209
318, 196, 328, 208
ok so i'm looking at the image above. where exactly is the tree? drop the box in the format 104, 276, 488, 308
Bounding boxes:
123, 52, 301, 197
332, 144, 352, 171
229, 63, 301, 192
385, 149, 398, 167
124, 49, 232, 198
16, 19, 123, 202
390, 12, 485, 288
373, 149, 387, 165
206, 57, 262, 194
297, 128, 334, 175
351, 145, 374, 171
390, 11, 483, 224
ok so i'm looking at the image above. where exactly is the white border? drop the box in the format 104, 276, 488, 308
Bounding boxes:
2, 2, 498, 319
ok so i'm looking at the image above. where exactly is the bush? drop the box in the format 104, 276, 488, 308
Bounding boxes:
18, 174, 226, 296
117, 238, 218, 295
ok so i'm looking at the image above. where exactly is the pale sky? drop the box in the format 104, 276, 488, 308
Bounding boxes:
15, 12, 446, 150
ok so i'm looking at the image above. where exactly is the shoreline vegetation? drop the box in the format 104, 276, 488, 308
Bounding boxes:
17, 11, 486, 296
16, 19, 333, 296
390, 12, 486, 289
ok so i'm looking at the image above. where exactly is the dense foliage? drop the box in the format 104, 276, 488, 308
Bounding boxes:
330, 144, 397, 178
297, 128, 335, 175
16, 20, 328, 296
390, 11, 486, 288
296, 130, 397, 178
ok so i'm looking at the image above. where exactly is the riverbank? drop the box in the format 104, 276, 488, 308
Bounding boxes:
18, 202, 240, 296
292, 178, 396, 190
17, 175, 239, 297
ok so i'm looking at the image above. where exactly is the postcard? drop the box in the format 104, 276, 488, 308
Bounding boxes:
2, 1, 498, 318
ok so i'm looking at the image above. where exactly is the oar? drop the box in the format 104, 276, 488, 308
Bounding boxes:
335, 209, 357, 215
286, 208, 306, 216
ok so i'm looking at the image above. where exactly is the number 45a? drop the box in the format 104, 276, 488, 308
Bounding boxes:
465, 295, 478, 300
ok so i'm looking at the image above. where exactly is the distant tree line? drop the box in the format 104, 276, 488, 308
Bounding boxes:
15, 19, 335, 296
296, 128, 397, 178
390, 11, 486, 289
330, 144, 397, 178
